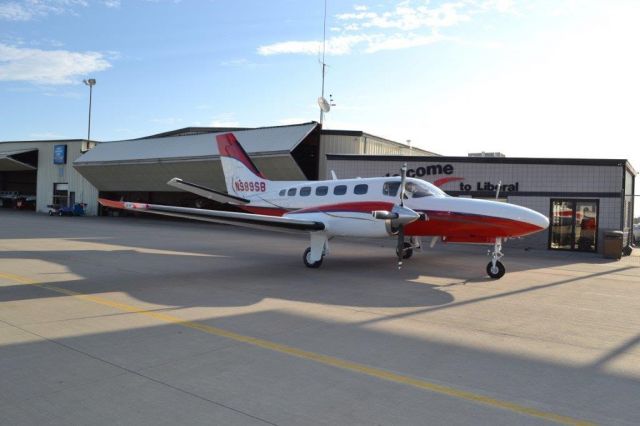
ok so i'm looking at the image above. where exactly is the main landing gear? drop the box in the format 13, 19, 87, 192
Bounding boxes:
486, 238, 506, 279
303, 247, 323, 268
303, 233, 329, 268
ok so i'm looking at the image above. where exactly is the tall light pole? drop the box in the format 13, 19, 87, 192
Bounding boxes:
83, 78, 96, 141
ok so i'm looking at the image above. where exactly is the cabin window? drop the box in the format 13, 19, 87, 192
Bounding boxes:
287, 188, 297, 196
354, 184, 368, 195
279, 189, 286, 196
316, 186, 328, 196
300, 187, 311, 196
383, 181, 400, 196
333, 185, 347, 195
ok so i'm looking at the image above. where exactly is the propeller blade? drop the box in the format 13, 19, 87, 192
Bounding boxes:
399, 163, 407, 207
397, 225, 405, 269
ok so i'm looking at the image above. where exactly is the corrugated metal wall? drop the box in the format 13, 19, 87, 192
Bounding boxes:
318, 134, 431, 179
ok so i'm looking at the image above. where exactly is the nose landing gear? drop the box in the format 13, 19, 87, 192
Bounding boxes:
487, 238, 506, 279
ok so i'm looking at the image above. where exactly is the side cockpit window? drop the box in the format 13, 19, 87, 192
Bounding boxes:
405, 182, 433, 198
383, 181, 400, 197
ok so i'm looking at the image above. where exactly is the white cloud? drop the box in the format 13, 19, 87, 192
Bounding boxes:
257, 1, 497, 56
365, 33, 444, 53
259, 35, 370, 56
0, 0, 88, 21
103, 0, 120, 8
0, 2, 31, 20
337, 2, 470, 31
210, 113, 239, 128
0, 43, 111, 84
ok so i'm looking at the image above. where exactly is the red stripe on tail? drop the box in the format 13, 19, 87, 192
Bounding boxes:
216, 133, 265, 178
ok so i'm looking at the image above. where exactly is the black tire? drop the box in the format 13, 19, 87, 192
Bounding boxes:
486, 261, 506, 279
622, 246, 632, 256
48, 211, 54, 216
396, 242, 413, 259
303, 247, 323, 268
58, 211, 63, 216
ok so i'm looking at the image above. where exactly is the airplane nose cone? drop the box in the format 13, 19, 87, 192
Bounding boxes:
514, 205, 549, 231
527, 208, 549, 230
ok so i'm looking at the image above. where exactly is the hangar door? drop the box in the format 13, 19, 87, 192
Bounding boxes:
0, 150, 38, 209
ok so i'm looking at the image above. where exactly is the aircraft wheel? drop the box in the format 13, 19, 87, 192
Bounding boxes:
486, 261, 506, 279
396, 242, 413, 259
303, 247, 323, 268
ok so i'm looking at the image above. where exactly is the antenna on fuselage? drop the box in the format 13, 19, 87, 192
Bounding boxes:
496, 180, 502, 199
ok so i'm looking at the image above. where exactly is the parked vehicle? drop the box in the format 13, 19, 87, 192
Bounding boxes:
48, 203, 87, 216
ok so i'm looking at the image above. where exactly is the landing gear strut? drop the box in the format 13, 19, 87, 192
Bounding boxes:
303, 233, 328, 268
486, 238, 506, 279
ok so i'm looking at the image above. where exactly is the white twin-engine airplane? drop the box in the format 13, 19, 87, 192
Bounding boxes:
99, 133, 549, 279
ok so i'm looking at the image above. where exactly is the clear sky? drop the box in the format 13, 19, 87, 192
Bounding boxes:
1, 0, 638, 213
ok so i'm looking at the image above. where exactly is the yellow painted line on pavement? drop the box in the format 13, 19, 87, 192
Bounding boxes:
1, 272, 594, 426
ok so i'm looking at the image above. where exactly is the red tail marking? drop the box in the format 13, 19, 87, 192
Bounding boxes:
216, 133, 265, 178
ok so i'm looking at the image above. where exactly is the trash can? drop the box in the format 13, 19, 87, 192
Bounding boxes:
603, 231, 624, 259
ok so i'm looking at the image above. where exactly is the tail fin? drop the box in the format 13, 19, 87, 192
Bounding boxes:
216, 133, 269, 197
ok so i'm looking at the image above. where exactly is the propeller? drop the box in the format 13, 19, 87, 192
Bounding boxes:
372, 164, 420, 269
396, 164, 408, 268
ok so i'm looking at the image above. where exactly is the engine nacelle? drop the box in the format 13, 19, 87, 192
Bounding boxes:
373, 205, 421, 235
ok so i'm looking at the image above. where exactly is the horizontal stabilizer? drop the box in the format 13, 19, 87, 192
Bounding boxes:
167, 178, 249, 205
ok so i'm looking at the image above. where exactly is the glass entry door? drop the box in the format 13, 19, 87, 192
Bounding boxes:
549, 199, 598, 252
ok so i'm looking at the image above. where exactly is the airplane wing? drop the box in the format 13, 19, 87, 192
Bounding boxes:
167, 178, 249, 205
98, 198, 325, 233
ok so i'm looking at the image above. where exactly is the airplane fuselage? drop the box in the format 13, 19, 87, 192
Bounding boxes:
232, 176, 549, 242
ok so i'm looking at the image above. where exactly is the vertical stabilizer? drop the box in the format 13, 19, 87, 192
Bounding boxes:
216, 133, 269, 197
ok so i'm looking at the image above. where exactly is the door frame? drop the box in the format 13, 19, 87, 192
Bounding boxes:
548, 198, 599, 252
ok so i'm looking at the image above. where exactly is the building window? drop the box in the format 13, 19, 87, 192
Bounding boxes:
354, 184, 368, 195
549, 199, 598, 252
316, 186, 328, 196
300, 187, 311, 196
334, 185, 347, 195
287, 188, 297, 196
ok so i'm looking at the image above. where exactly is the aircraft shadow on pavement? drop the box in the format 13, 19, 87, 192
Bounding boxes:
1, 308, 639, 425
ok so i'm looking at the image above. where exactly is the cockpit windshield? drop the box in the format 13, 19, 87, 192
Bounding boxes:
382, 179, 446, 198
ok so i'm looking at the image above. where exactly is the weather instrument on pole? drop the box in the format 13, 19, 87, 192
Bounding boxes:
318, 96, 331, 113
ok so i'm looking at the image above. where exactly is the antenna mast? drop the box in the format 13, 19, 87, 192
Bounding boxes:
319, 0, 327, 125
